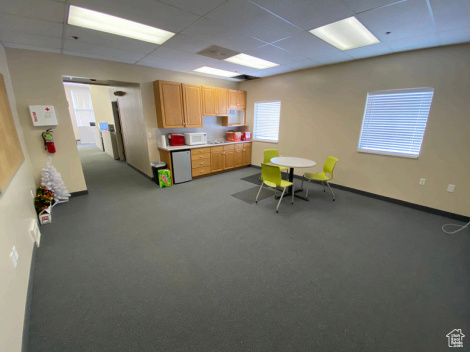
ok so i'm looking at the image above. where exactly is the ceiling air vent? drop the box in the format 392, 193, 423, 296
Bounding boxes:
196, 45, 239, 60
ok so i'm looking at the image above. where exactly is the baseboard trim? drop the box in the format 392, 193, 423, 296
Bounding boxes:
22, 242, 38, 352
127, 163, 153, 181
249, 165, 469, 221
70, 190, 88, 197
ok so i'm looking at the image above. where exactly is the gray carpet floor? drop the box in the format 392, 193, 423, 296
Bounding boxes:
28, 145, 470, 352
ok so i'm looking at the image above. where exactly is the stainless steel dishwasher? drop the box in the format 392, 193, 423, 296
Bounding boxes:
171, 150, 192, 184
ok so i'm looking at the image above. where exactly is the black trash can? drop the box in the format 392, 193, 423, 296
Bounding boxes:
151, 161, 167, 185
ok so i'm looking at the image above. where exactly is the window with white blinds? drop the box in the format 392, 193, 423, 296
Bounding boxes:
253, 101, 281, 142
358, 87, 434, 158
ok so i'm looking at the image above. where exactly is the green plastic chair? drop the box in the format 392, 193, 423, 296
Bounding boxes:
301, 156, 338, 201
256, 163, 294, 213
259, 149, 288, 182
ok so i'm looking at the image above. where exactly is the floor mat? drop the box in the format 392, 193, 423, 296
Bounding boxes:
240, 173, 261, 185
231, 185, 274, 204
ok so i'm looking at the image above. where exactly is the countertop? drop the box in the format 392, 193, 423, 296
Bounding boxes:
158, 140, 252, 152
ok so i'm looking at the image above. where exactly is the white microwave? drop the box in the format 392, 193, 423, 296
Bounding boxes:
184, 132, 207, 145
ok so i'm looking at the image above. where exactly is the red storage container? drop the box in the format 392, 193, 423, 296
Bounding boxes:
226, 132, 242, 142
241, 131, 251, 141
169, 133, 184, 146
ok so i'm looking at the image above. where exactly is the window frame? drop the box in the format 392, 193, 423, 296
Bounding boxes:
253, 100, 281, 143
357, 87, 434, 159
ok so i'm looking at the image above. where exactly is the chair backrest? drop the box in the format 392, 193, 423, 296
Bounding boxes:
323, 156, 338, 179
263, 149, 280, 164
261, 163, 282, 186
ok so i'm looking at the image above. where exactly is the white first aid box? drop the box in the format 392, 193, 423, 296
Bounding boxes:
29, 105, 58, 126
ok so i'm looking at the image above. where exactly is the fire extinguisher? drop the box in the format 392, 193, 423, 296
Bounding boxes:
42, 128, 56, 153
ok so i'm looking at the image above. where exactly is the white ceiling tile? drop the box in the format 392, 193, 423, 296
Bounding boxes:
63, 40, 147, 62
64, 25, 158, 54
273, 31, 342, 59
385, 33, 440, 52
148, 46, 191, 59
342, 0, 407, 14
159, 0, 227, 16
311, 52, 353, 65
162, 34, 212, 53
246, 44, 308, 65
3, 43, 61, 54
205, 0, 302, 42
0, 31, 61, 50
438, 27, 470, 46
62, 50, 137, 64
137, 54, 212, 72
357, 0, 437, 42
252, 0, 354, 30
254, 65, 298, 77
430, 0, 470, 32
346, 42, 393, 58
285, 59, 322, 69
70, 0, 199, 33
181, 18, 266, 52
0, 0, 66, 23
0, 14, 63, 38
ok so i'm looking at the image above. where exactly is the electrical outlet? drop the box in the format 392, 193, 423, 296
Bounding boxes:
419, 178, 426, 185
447, 184, 455, 192
148, 132, 152, 138
10, 246, 19, 268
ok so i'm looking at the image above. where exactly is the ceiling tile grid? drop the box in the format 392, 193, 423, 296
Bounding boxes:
0, 0, 468, 79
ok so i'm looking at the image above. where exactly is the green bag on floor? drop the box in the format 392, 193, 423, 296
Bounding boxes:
158, 169, 172, 188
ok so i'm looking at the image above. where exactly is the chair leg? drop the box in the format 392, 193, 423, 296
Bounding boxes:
305, 180, 310, 198
326, 181, 335, 201
291, 184, 294, 204
276, 187, 286, 213
255, 183, 264, 204
300, 175, 304, 191
321, 181, 326, 192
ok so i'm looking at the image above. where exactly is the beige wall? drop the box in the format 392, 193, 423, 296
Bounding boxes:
89, 85, 114, 125
241, 43, 470, 216
0, 44, 38, 352
6, 49, 237, 189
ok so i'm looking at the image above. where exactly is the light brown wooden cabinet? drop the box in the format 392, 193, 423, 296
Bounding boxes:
191, 148, 211, 177
154, 80, 203, 128
228, 89, 246, 110
211, 146, 225, 172
234, 145, 243, 167
202, 86, 229, 116
242, 144, 252, 165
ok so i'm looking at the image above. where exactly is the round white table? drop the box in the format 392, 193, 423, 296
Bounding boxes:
271, 157, 316, 201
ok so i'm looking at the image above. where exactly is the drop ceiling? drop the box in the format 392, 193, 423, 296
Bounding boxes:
0, 0, 468, 80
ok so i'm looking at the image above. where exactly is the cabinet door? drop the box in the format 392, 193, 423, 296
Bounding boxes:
228, 90, 238, 109
202, 86, 216, 116
211, 152, 224, 172
224, 150, 235, 169
237, 90, 246, 109
155, 81, 184, 128
182, 84, 203, 127
242, 145, 252, 165
234, 148, 243, 167
216, 88, 229, 116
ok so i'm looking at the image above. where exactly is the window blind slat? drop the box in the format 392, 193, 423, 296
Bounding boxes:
358, 88, 434, 158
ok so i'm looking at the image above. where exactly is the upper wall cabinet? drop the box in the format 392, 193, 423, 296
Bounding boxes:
228, 89, 246, 110
202, 86, 229, 116
154, 80, 203, 128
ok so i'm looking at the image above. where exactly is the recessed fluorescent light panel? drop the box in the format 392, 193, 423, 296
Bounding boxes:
194, 67, 239, 78
225, 54, 278, 69
310, 16, 380, 51
68, 5, 175, 45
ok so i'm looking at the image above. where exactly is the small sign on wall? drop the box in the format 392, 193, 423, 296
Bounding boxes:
29, 105, 58, 126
